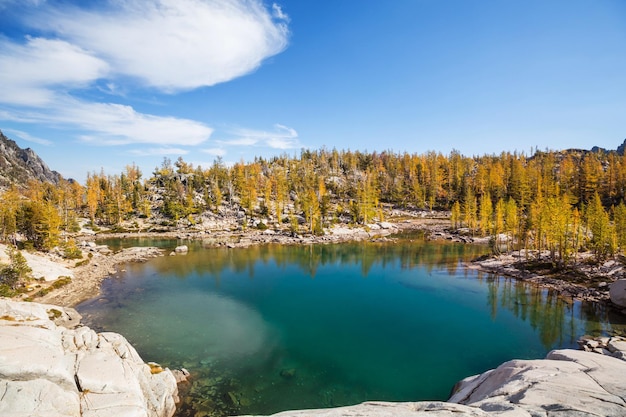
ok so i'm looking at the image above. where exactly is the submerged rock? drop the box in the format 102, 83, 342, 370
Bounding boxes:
0, 299, 179, 417
243, 347, 626, 417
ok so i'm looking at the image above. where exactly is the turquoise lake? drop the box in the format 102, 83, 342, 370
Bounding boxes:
77, 236, 625, 417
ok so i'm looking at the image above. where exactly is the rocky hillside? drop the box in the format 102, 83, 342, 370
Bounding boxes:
0, 130, 61, 189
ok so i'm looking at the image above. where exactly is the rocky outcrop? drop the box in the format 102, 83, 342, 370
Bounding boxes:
244, 338, 626, 417
241, 402, 490, 416
610, 279, 626, 308
470, 251, 625, 304
174, 245, 189, 254
0, 299, 178, 417
449, 348, 626, 416
0, 130, 61, 188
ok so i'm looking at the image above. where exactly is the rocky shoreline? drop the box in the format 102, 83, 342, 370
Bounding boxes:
5, 293, 623, 417
3, 215, 626, 417
0, 298, 183, 417
32, 217, 445, 308
467, 251, 626, 313
39, 245, 165, 307
6, 213, 626, 313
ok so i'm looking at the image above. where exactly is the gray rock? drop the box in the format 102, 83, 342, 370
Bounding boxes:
450, 349, 626, 417
608, 339, 626, 356
0, 299, 178, 417
174, 245, 188, 254
240, 401, 489, 417
610, 279, 626, 307
0, 379, 80, 416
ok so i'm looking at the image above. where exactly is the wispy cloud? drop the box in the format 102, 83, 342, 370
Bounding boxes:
3, 100, 213, 146
63, 102, 213, 146
0, 36, 109, 106
220, 123, 300, 149
0, 0, 45, 10
272, 3, 289, 22
31, 0, 289, 92
0, 0, 290, 150
219, 137, 259, 146
4, 128, 52, 146
202, 147, 227, 157
129, 147, 190, 156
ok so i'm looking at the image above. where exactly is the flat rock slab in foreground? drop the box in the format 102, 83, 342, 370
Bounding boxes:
0, 299, 178, 417
240, 402, 491, 417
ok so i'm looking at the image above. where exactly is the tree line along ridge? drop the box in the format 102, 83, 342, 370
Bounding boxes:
0, 147, 625, 266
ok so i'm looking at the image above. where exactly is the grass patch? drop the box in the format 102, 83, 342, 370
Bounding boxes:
30, 276, 72, 298
0, 284, 17, 297
50, 276, 72, 289
47, 309, 62, 319
75, 259, 90, 267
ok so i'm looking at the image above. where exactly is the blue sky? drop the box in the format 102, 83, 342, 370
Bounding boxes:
0, 0, 625, 181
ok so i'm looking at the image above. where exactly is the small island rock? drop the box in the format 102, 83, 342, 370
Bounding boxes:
174, 245, 189, 254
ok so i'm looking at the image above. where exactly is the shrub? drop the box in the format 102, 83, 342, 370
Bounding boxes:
30, 276, 71, 298
47, 308, 62, 319
0, 284, 16, 297
0, 248, 31, 290
75, 259, 90, 267
0, 265, 19, 289
50, 276, 72, 289
62, 239, 83, 260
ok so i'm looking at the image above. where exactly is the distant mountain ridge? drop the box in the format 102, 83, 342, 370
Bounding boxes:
591, 138, 626, 156
0, 130, 61, 189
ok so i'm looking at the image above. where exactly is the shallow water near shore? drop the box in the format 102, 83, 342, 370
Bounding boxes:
77, 236, 625, 417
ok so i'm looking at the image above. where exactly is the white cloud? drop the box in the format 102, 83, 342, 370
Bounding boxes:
1, 99, 213, 146
34, 0, 289, 92
219, 137, 259, 146
62, 102, 214, 146
129, 147, 190, 156
0, 36, 109, 106
202, 147, 227, 157
0, 1, 291, 155
223, 123, 299, 149
272, 3, 289, 21
4, 128, 52, 146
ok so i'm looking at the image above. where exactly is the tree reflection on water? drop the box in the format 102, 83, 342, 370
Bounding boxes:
485, 276, 625, 349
